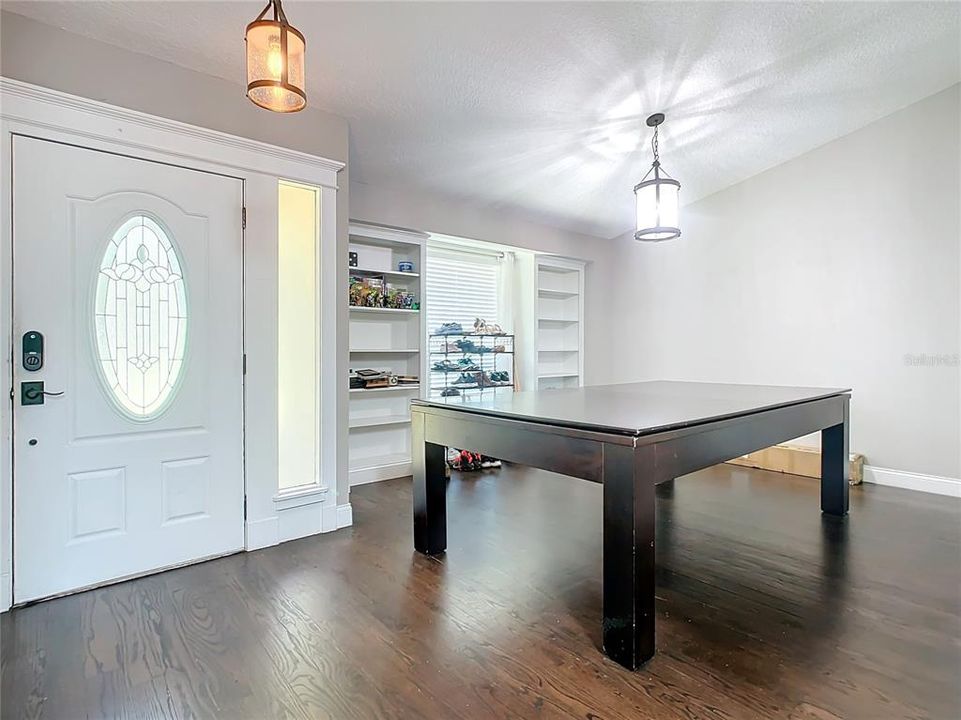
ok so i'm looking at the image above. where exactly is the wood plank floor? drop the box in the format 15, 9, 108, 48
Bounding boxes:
3, 464, 959, 719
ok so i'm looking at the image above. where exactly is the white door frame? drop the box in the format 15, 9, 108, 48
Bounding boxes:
0, 78, 347, 610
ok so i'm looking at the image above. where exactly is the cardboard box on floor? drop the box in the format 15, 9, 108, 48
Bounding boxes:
727, 443, 864, 484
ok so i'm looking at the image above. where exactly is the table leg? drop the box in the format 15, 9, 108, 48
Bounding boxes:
412, 412, 447, 554
602, 443, 656, 670
820, 396, 850, 516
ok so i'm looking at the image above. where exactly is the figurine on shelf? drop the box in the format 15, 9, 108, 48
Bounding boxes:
349, 275, 387, 308
385, 286, 418, 310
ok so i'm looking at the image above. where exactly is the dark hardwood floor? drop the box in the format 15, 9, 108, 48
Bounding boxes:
3, 464, 959, 719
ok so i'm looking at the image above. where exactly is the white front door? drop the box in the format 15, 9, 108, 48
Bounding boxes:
12, 137, 245, 603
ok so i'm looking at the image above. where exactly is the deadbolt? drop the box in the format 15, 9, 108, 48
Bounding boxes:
22, 331, 43, 372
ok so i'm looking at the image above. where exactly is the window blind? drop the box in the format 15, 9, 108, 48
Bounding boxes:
425, 246, 502, 336
426, 245, 505, 401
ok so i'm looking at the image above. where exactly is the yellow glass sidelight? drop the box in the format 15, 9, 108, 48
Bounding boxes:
277, 181, 321, 490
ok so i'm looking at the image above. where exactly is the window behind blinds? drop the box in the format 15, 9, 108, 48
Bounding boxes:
425, 247, 502, 336
426, 246, 503, 401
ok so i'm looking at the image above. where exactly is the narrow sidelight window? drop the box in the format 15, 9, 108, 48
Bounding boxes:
277, 181, 321, 490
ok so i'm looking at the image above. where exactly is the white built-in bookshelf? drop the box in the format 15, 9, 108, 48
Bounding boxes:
348, 222, 427, 486
536, 257, 585, 390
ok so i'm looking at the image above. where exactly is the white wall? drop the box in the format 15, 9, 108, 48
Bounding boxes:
604, 85, 960, 485
349, 180, 611, 385
1, 10, 353, 509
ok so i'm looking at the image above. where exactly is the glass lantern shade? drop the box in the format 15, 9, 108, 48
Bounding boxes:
634, 166, 681, 242
246, 20, 306, 113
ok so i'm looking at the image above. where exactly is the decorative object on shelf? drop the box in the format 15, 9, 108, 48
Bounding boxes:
349, 275, 384, 307
398, 261, 414, 273
634, 113, 681, 242
349, 368, 419, 390
245, 0, 307, 113
348, 251, 358, 267
350, 274, 418, 310
385, 284, 418, 310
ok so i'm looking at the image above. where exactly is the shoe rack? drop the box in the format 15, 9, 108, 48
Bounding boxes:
428, 332, 515, 401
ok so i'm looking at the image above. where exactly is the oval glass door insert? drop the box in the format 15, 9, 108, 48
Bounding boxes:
94, 214, 188, 419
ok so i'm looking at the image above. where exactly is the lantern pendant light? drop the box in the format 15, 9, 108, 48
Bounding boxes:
634, 113, 681, 241
246, 0, 307, 113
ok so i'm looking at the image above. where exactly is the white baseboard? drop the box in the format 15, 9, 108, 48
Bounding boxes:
246, 516, 279, 550
863, 465, 961, 498
247, 500, 344, 551
337, 503, 353, 528
321, 504, 338, 533
349, 461, 411, 486
1, 571, 11, 612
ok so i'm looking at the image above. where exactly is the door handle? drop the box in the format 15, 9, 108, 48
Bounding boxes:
21, 381, 64, 406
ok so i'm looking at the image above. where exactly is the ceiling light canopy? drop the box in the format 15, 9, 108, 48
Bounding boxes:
634, 113, 681, 242
246, 0, 306, 113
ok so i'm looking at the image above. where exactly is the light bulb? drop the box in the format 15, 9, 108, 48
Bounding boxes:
267, 36, 284, 78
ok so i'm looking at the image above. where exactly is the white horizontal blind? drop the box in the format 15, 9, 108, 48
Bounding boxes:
426, 245, 504, 401
426, 246, 502, 337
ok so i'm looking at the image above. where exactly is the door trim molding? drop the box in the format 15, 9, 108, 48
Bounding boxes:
0, 77, 347, 611
0, 78, 344, 186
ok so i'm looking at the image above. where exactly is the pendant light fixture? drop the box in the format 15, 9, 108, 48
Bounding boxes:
246, 0, 307, 113
634, 113, 681, 241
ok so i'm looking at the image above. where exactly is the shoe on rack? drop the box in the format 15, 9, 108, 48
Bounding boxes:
435, 322, 463, 336
455, 338, 480, 354
455, 357, 480, 371
474, 371, 496, 388
432, 360, 458, 372
473, 318, 503, 335
455, 372, 477, 386
440, 387, 460, 397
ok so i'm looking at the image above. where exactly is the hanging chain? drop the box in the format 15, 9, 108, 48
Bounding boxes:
651, 123, 660, 165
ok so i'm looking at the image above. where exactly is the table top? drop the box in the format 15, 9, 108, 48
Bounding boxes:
412, 381, 850, 436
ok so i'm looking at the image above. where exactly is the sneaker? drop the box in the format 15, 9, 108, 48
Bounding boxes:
455, 357, 480, 371
455, 373, 477, 386
455, 338, 480, 354
434, 322, 463, 336
440, 387, 460, 397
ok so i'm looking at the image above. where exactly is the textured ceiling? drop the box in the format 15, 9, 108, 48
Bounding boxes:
6, 1, 959, 238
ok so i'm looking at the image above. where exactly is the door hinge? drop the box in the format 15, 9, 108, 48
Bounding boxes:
242, 206, 247, 230
243, 353, 247, 375
243, 495, 247, 518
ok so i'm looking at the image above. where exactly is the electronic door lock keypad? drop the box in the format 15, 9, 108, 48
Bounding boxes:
22, 331, 43, 372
